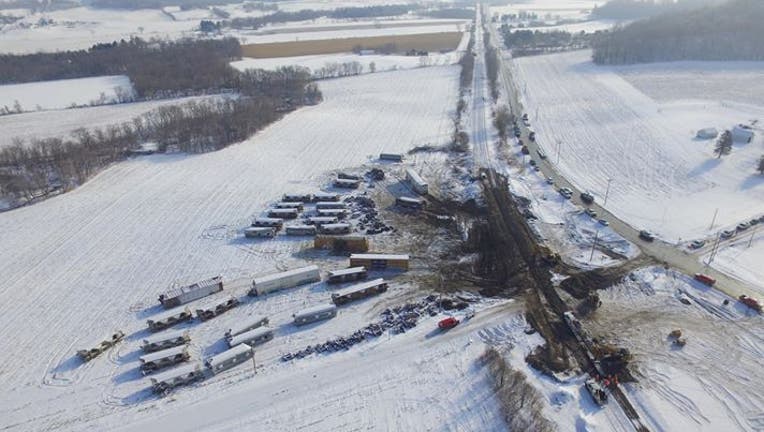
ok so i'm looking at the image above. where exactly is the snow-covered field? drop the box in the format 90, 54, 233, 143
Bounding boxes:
232, 51, 460, 75
0, 66, 462, 431
512, 49, 764, 241
0, 95, 222, 148
0, 75, 134, 112
591, 266, 764, 431
708, 229, 764, 295
490, 0, 598, 20
513, 18, 624, 34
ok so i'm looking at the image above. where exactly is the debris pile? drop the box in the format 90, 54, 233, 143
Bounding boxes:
345, 195, 393, 235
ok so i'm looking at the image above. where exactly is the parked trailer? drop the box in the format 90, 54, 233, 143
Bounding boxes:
77, 331, 125, 361
349, 253, 410, 271
327, 266, 368, 284
150, 363, 204, 395
225, 315, 269, 341
316, 208, 347, 219
267, 208, 299, 219
249, 265, 321, 296
251, 218, 284, 229
314, 235, 369, 253
396, 196, 426, 209
405, 168, 428, 195
380, 153, 404, 162
195, 297, 240, 321
158, 275, 223, 309
274, 202, 304, 210
313, 192, 340, 202
333, 178, 360, 189
227, 326, 274, 348
205, 343, 253, 375
293, 304, 337, 326
286, 225, 317, 236
307, 216, 339, 226
316, 202, 347, 210
244, 227, 277, 238
147, 306, 193, 332
141, 329, 190, 353
331, 278, 388, 305
283, 193, 312, 202
337, 172, 361, 181
140, 345, 190, 374
318, 223, 352, 235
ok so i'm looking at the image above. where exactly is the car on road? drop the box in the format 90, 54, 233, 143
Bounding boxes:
522, 113, 529, 121
559, 187, 573, 199
737, 222, 750, 231
598, 219, 609, 226
694, 273, 716, 286
529, 131, 536, 141
529, 159, 537, 167
585, 208, 597, 218
521, 145, 530, 155
533, 166, 540, 172
515, 130, 521, 138
545, 177, 554, 185
639, 230, 655, 241
750, 218, 759, 226
721, 229, 736, 239
689, 239, 706, 249
537, 149, 547, 159
580, 192, 594, 205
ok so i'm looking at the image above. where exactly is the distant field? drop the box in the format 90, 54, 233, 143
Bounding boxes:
0, 75, 134, 112
241, 31, 463, 58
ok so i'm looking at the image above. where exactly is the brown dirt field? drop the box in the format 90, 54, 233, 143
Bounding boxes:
241, 32, 463, 58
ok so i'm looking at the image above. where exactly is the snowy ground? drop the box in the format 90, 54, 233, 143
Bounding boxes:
590, 266, 764, 431
512, 18, 625, 34
707, 228, 764, 296
511, 49, 764, 242
0, 65, 465, 431
490, 0, 599, 21
0, 75, 134, 113
0, 95, 222, 148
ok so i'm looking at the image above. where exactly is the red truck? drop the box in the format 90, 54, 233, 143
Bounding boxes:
739, 295, 762, 313
438, 317, 460, 330
694, 273, 716, 286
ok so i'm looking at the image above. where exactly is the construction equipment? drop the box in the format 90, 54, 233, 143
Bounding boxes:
77, 331, 125, 362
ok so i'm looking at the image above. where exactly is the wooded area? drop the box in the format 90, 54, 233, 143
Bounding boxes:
592, 0, 764, 64
224, 4, 420, 30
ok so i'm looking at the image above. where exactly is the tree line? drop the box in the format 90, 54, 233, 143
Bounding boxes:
591, 0, 723, 20
483, 31, 499, 101
592, 0, 764, 64
0, 38, 241, 99
500, 27, 594, 57
0, 66, 322, 208
223, 4, 420, 30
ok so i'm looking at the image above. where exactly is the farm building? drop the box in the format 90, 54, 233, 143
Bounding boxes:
696, 127, 718, 139
244, 226, 277, 238
205, 343, 253, 375
316, 208, 347, 219
732, 124, 754, 143
293, 304, 337, 326
227, 326, 274, 348
333, 178, 360, 189
316, 202, 347, 210
267, 208, 299, 219
331, 278, 388, 306
224, 315, 269, 342
349, 253, 409, 271
327, 266, 368, 284
251, 218, 284, 229
158, 275, 223, 309
380, 153, 404, 162
286, 225, 317, 236
405, 168, 428, 195
307, 216, 339, 226
396, 196, 426, 209
318, 223, 352, 235
283, 193, 312, 202
195, 296, 239, 321
274, 202, 304, 210
141, 329, 190, 353
147, 306, 193, 332
149, 363, 204, 394
249, 265, 321, 296
140, 345, 190, 374
313, 192, 340, 202
314, 235, 369, 253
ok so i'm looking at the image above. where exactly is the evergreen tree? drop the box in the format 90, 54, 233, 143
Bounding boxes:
714, 130, 733, 158
758, 154, 764, 175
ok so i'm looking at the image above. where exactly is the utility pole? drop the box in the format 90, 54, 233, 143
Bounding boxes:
748, 225, 757, 248
251, 347, 256, 374
589, 229, 600, 261
709, 208, 719, 230
705, 232, 722, 269
603, 178, 613, 207
556, 140, 562, 164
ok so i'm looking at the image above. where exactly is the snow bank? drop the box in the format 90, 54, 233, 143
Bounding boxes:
0, 75, 135, 112
512, 50, 764, 241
